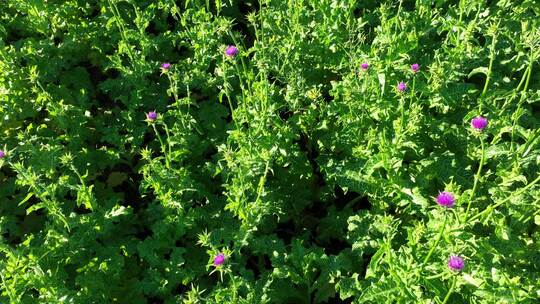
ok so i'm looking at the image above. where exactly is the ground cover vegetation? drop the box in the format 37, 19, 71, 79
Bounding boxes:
1, 0, 539, 303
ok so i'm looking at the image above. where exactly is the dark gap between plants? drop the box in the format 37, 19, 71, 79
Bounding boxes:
322, 295, 353, 304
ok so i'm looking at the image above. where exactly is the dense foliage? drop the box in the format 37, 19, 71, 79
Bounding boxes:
1, 0, 539, 303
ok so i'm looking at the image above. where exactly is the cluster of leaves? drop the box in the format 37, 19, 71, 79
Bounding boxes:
1, 0, 539, 303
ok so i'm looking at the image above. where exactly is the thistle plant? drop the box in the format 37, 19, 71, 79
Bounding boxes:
361, 62, 369, 70
397, 81, 407, 92
471, 116, 488, 130
225, 45, 238, 57
0, 1, 538, 304
447, 255, 464, 272
436, 191, 456, 208
146, 111, 158, 122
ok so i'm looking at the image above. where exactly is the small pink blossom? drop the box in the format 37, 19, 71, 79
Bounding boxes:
397, 82, 407, 92
225, 45, 238, 57
448, 255, 464, 271
214, 253, 225, 266
146, 111, 157, 122
436, 191, 455, 208
471, 116, 488, 131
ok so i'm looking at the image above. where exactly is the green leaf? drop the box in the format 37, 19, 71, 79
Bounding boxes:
26, 203, 45, 215
468, 67, 489, 78
18, 192, 35, 206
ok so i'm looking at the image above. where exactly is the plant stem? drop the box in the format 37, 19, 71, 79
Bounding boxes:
463, 136, 485, 222
425, 272, 446, 280
441, 276, 456, 304
228, 272, 238, 302
479, 21, 499, 112
423, 215, 448, 265
510, 54, 533, 153
468, 173, 540, 223
399, 94, 406, 140
410, 76, 416, 102
163, 123, 173, 163
152, 124, 170, 169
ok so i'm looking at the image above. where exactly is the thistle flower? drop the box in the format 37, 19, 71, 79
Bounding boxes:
225, 45, 238, 57
471, 116, 488, 131
361, 62, 369, 70
411, 63, 420, 73
448, 255, 464, 272
214, 253, 225, 266
436, 191, 455, 207
161, 62, 171, 70
397, 82, 407, 92
0, 150, 5, 159
146, 111, 157, 122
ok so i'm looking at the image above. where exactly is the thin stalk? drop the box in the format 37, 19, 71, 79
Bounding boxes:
163, 123, 173, 164
456, 0, 464, 47
394, 0, 403, 32
229, 30, 253, 98
166, 72, 186, 130
152, 124, 170, 169
441, 276, 456, 304
500, 56, 534, 111
398, 94, 406, 143
228, 53, 249, 119
400, 94, 405, 123
107, 0, 135, 64
219, 59, 240, 129
425, 272, 446, 280
228, 272, 238, 302
479, 22, 499, 112
463, 136, 485, 222
226, 93, 238, 128
254, 161, 270, 204
410, 76, 416, 102
468, 173, 540, 223
514, 62, 530, 93
363, 71, 369, 94
510, 57, 533, 152
520, 198, 540, 224
519, 128, 540, 157
423, 215, 448, 265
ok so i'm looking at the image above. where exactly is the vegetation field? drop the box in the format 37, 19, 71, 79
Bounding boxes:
1, 0, 539, 303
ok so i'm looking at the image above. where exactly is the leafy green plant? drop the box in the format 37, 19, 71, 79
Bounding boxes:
1, 0, 539, 303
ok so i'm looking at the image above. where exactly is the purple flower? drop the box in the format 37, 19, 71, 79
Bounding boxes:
436, 191, 455, 207
0, 150, 5, 159
471, 116, 488, 131
411, 63, 420, 73
448, 255, 464, 272
214, 253, 225, 266
161, 62, 171, 70
225, 45, 238, 57
146, 111, 157, 121
361, 62, 369, 70
397, 82, 407, 92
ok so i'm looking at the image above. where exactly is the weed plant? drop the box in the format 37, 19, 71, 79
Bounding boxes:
0, 0, 539, 303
